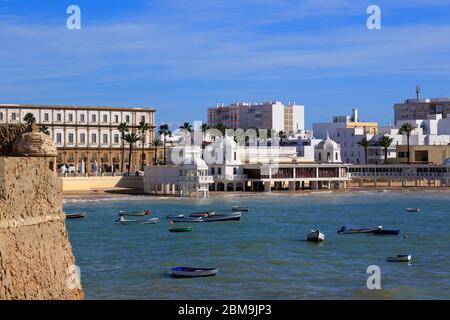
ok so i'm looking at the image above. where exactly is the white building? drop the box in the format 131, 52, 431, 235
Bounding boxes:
208, 101, 305, 133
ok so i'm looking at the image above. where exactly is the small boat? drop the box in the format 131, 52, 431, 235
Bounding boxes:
171, 216, 204, 223
386, 254, 411, 262
170, 267, 218, 278
307, 229, 325, 242
373, 229, 400, 236
117, 216, 158, 225
406, 208, 420, 213
169, 227, 193, 233
189, 211, 215, 218
203, 212, 241, 222
65, 212, 87, 219
232, 206, 249, 212
337, 225, 382, 234
118, 209, 151, 216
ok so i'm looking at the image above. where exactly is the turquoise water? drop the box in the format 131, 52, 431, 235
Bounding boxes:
64, 190, 450, 300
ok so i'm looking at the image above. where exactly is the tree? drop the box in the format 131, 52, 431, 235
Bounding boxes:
278, 130, 287, 145
124, 132, 140, 175
213, 123, 227, 135
39, 125, 50, 135
158, 124, 170, 164
201, 123, 209, 148
179, 122, 193, 133
23, 113, 36, 125
138, 120, 150, 171
399, 123, 414, 164
377, 135, 394, 164
151, 137, 162, 164
357, 137, 371, 164
118, 122, 129, 173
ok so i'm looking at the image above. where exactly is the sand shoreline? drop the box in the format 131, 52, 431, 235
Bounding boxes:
63, 186, 450, 198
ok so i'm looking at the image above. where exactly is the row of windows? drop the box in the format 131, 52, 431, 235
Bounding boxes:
55, 133, 121, 145
0, 111, 148, 124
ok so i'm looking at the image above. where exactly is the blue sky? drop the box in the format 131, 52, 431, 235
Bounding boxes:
1, 0, 450, 129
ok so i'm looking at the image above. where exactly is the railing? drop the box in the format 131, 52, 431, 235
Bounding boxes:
214, 174, 247, 181
178, 176, 214, 183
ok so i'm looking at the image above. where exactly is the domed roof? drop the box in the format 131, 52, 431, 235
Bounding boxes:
12, 124, 57, 157
316, 132, 339, 149
182, 157, 208, 168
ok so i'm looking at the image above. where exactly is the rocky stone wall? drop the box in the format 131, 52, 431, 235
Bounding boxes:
0, 157, 83, 299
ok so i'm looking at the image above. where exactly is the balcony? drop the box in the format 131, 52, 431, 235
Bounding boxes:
178, 176, 214, 183
214, 174, 247, 181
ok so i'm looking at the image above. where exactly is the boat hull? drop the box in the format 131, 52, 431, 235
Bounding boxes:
373, 229, 400, 235
66, 213, 87, 219
170, 267, 218, 278
387, 255, 411, 262
119, 217, 159, 225
337, 226, 382, 234
203, 212, 241, 222
169, 227, 193, 233
307, 230, 325, 242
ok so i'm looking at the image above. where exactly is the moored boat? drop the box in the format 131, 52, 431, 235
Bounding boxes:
118, 209, 151, 216
189, 211, 215, 218
65, 212, 87, 219
386, 254, 411, 262
307, 229, 325, 242
171, 216, 204, 223
406, 208, 420, 213
232, 206, 249, 212
203, 212, 241, 222
170, 266, 218, 278
337, 225, 382, 234
373, 229, 400, 236
169, 226, 193, 233
117, 216, 158, 225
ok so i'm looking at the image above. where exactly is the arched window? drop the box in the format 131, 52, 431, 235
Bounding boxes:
335, 152, 338, 160
327, 152, 330, 161
318, 153, 321, 161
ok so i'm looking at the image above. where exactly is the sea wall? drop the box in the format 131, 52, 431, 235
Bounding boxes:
62, 175, 143, 192
0, 157, 83, 299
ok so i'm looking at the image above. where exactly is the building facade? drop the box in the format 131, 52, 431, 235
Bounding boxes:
0, 104, 156, 173
394, 98, 450, 123
208, 101, 304, 133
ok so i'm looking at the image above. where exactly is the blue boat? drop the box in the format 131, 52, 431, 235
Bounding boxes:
373, 229, 400, 235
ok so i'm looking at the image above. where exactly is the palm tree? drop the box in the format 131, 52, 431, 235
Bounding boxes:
179, 122, 193, 133
39, 125, 50, 135
150, 137, 162, 164
377, 135, 394, 164
124, 132, 140, 175
118, 122, 129, 172
214, 123, 227, 135
138, 120, 150, 171
399, 123, 414, 164
158, 124, 170, 164
357, 137, 371, 164
23, 113, 36, 125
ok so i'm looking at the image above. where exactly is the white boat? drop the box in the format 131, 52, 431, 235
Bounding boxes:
118, 209, 151, 216
117, 216, 158, 225
406, 208, 420, 213
170, 216, 204, 223
386, 254, 412, 262
170, 267, 218, 278
203, 212, 241, 222
307, 229, 325, 242
189, 211, 216, 218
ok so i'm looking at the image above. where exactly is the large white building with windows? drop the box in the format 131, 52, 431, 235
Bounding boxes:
208, 101, 305, 133
0, 104, 156, 173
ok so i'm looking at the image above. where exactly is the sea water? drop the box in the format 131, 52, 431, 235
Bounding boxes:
64, 190, 450, 299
